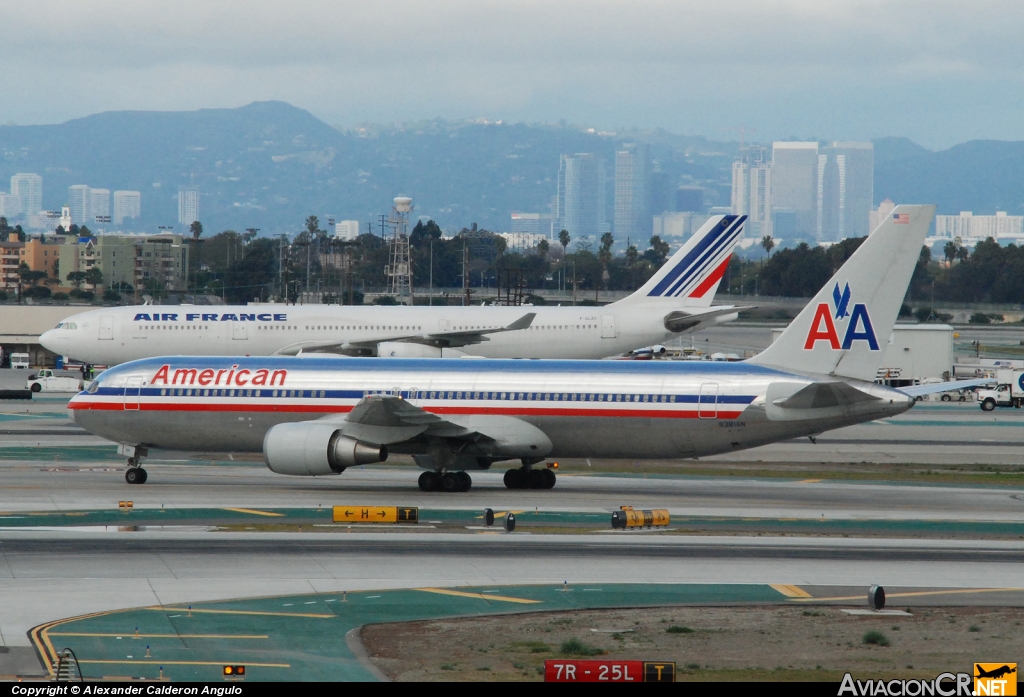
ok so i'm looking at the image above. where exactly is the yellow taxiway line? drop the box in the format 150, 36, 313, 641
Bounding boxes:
793, 587, 1024, 602
771, 584, 812, 598
223, 507, 285, 517
153, 606, 333, 618
416, 587, 541, 604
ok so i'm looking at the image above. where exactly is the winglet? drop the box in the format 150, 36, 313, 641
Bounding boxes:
504, 312, 536, 331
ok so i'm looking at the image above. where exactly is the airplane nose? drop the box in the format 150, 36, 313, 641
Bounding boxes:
39, 329, 61, 352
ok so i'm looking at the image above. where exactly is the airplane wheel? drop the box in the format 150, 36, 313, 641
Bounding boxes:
137, 468, 148, 484
458, 471, 472, 492
503, 469, 523, 490
526, 468, 545, 489
125, 468, 141, 485
418, 471, 439, 492
540, 468, 556, 489
441, 472, 461, 493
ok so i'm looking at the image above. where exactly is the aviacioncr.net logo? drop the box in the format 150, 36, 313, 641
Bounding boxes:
804, 282, 880, 351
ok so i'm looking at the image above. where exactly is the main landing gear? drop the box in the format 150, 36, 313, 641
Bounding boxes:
503, 467, 555, 490
125, 457, 148, 485
419, 470, 472, 493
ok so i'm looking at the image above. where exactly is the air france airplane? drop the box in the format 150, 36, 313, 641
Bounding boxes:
42, 215, 747, 364
70, 206, 950, 492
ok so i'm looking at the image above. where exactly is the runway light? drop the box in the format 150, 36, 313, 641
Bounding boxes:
223, 665, 245, 677
548, 462, 559, 469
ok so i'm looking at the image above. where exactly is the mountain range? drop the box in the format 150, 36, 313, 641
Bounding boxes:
1, 101, 1022, 237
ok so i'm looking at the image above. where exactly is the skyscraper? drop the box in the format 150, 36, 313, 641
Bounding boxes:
178, 187, 199, 226
614, 142, 651, 239
820, 142, 874, 241
68, 185, 91, 226
10, 173, 42, 218
771, 142, 819, 239
89, 188, 111, 223
731, 147, 772, 238
556, 154, 606, 238
113, 191, 142, 225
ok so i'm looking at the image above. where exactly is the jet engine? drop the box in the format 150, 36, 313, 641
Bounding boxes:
263, 422, 387, 476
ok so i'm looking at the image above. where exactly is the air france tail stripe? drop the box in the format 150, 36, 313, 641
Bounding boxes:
664, 219, 745, 298
687, 256, 732, 299
663, 220, 743, 298
647, 216, 737, 297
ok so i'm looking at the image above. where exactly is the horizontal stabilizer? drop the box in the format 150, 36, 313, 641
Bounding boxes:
773, 381, 879, 409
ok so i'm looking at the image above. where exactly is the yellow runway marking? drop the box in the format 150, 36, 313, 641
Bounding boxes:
416, 588, 541, 604
49, 632, 268, 639
799, 479, 823, 483
223, 507, 284, 517
152, 607, 333, 618
79, 660, 290, 668
771, 584, 812, 598
793, 587, 1024, 602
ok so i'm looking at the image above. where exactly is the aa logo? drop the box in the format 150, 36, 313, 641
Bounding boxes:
803, 282, 880, 351
974, 663, 1017, 696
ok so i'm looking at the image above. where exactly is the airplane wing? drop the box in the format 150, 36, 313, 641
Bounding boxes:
271, 312, 537, 356
896, 378, 992, 397
318, 394, 552, 463
662, 305, 752, 332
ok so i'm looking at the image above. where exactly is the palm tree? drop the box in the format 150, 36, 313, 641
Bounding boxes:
761, 235, 775, 256
557, 229, 571, 291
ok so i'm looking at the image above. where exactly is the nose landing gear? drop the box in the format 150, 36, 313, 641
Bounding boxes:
125, 458, 148, 484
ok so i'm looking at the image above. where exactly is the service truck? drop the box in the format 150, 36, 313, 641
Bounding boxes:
10, 353, 30, 369
25, 369, 84, 393
976, 370, 1024, 411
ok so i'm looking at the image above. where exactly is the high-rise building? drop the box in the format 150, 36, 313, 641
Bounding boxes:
771, 142, 820, 239
556, 153, 606, 238
178, 187, 199, 227
731, 147, 773, 238
613, 143, 651, 239
649, 169, 672, 216
868, 199, 895, 233
89, 188, 111, 224
67, 185, 91, 226
510, 213, 554, 238
113, 191, 142, 225
334, 220, 360, 240
11, 173, 43, 219
0, 192, 22, 218
820, 142, 873, 241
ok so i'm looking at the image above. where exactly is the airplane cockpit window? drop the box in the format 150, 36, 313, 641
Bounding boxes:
87, 380, 100, 394
54, 322, 63, 329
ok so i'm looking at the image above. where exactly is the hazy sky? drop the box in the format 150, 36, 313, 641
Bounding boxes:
2, 0, 1022, 148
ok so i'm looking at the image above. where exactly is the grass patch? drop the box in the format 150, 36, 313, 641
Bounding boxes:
969, 625, 981, 632
440, 663, 455, 671
862, 630, 890, 646
666, 625, 694, 634
560, 638, 605, 656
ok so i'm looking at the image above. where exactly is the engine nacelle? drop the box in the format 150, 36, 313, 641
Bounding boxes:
263, 422, 387, 476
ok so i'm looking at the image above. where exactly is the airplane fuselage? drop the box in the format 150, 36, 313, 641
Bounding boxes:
69, 356, 913, 462
42, 302, 733, 365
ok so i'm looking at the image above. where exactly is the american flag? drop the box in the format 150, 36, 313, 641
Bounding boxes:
893, 213, 910, 224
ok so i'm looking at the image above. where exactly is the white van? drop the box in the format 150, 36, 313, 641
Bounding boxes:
10, 353, 30, 369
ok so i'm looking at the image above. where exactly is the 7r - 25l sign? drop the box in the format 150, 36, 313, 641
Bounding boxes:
545, 660, 675, 682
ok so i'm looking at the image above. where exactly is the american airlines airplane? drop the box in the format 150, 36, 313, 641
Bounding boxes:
41, 215, 747, 364
69, 206, 956, 492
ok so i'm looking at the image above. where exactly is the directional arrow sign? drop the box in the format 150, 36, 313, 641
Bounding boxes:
332, 506, 418, 524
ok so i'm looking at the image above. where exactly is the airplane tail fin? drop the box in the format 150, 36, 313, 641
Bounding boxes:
615, 214, 746, 306
748, 204, 934, 381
